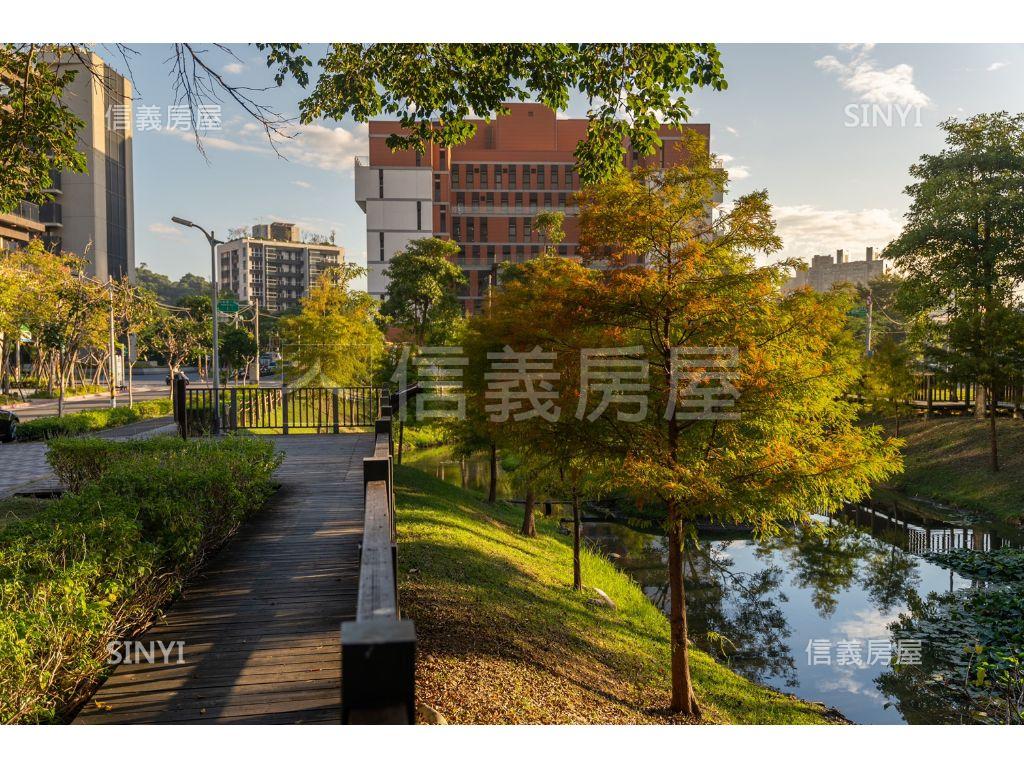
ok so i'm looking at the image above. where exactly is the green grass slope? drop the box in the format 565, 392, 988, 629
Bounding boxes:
395, 465, 836, 725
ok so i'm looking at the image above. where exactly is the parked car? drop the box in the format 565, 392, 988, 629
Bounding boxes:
165, 371, 191, 386
0, 409, 19, 443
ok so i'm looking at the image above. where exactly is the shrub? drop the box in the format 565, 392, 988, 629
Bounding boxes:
15, 399, 172, 442
0, 436, 281, 723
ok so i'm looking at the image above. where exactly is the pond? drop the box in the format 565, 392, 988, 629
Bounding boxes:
403, 447, 1024, 724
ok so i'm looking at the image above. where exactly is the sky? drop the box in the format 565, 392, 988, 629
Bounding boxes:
112, 43, 1024, 283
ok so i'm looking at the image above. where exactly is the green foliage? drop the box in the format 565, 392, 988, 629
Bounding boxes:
380, 238, 467, 345
925, 548, 1024, 583
279, 265, 384, 386
134, 264, 212, 306
291, 44, 726, 184
15, 399, 172, 442
0, 45, 87, 213
219, 326, 258, 379
0, 436, 281, 723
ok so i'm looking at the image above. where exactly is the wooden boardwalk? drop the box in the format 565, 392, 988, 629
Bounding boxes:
74, 433, 374, 724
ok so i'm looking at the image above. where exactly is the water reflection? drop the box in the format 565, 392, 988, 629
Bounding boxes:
406, 447, 1024, 724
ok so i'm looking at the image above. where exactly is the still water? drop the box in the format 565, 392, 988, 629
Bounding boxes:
405, 447, 1024, 724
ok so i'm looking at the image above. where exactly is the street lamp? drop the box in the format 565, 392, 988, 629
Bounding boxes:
171, 216, 223, 433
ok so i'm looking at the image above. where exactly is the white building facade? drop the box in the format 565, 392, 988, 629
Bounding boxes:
354, 157, 434, 298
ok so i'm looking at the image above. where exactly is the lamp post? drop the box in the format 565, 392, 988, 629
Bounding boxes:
172, 216, 223, 434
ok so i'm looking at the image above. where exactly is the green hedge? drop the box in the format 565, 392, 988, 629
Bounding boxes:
15, 399, 172, 442
0, 436, 281, 723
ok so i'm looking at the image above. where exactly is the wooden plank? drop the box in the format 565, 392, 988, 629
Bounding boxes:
74, 433, 374, 725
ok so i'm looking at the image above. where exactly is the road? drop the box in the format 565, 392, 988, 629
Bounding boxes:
5, 367, 283, 422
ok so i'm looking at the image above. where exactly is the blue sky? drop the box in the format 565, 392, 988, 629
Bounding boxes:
116, 43, 1024, 282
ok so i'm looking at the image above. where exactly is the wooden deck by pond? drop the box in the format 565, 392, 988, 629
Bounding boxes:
74, 433, 374, 725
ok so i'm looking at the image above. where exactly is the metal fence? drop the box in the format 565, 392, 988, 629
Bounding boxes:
173, 381, 386, 435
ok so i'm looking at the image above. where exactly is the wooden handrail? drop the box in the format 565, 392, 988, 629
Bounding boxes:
341, 405, 417, 724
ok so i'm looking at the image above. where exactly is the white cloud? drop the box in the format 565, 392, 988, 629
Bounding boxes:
815, 45, 930, 108
724, 125, 738, 136
281, 123, 369, 173
148, 222, 186, 240
223, 62, 246, 75
987, 61, 1008, 71
772, 204, 903, 264
717, 153, 750, 181
292, 180, 312, 189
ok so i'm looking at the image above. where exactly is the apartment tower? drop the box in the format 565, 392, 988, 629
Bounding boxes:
355, 103, 711, 311
216, 223, 346, 314
42, 51, 135, 281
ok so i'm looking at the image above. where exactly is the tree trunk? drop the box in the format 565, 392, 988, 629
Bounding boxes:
572, 488, 582, 591
988, 385, 1000, 473
667, 508, 701, 718
521, 486, 536, 537
975, 384, 986, 419
487, 441, 497, 503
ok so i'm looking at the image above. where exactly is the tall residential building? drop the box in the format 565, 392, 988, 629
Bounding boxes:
42, 51, 135, 281
355, 103, 712, 311
216, 223, 346, 314
784, 248, 887, 293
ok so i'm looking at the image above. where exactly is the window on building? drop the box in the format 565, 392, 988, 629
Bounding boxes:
487, 245, 495, 262
467, 218, 475, 241
453, 218, 461, 239
415, 151, 422, 167
544, 193, 552, 208
456, 191, 465, 208
433, 174, 441, 202
508, 166, 516, 188
523, 217, 532, 240
440, 209, 447, 233
466, 165, 474, 185
473, 245, 481, 261
529, 192, 538, 209
481, 218, 488, 239
440, 148, 447, 167
378, 169, 384, 197
495, 166, 502, 187
479, 165, 488, 185
416, 201, 422, 230
378, 232, 385, 261
509, 219, 517, 240
515, 192, 523, 208
559, 193, 567, 208
501, 192, 509, 207
537, 165, 545, 188
452, 165, 460, 184
551, 165, 559, 187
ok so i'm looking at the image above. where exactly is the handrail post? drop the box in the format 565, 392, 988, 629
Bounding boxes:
230, 388, 238, 432
173, 376, 188, 439
282, 385, 289, 435
332, 388, 340, 434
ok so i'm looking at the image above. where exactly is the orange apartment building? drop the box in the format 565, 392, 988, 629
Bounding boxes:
354, 103, 711, 312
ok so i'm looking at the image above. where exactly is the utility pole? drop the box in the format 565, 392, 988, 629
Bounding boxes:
171, 216, 223, 433
107, 281, 117, 408
865, 289, 874, 357
253, 297, 260, 386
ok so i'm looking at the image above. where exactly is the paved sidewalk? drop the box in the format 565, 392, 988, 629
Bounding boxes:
0, 416, 176, 499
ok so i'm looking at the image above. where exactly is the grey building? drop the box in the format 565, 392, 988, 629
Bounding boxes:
784, 247, 886, 293
216, 223, 346, 314
41, 51, 135, 281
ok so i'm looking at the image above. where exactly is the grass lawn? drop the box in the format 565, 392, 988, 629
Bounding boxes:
882, 416, 1024, 523
395, 465, 838, 725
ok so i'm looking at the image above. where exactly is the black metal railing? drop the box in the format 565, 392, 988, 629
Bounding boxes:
173, 381, 385, 436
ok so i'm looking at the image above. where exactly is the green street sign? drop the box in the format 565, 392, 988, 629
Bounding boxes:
217, 299, 240, 314
847, 307, 868, 318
